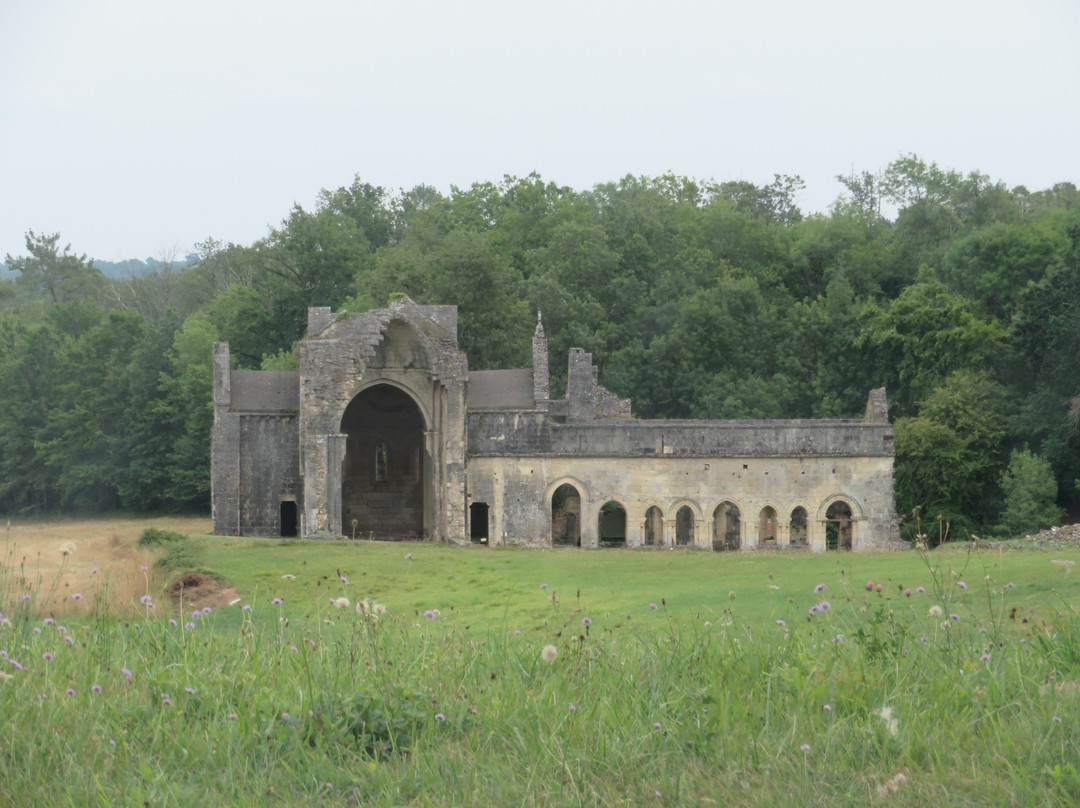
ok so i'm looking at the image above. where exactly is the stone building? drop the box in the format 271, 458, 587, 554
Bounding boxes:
211, 298, 901, 551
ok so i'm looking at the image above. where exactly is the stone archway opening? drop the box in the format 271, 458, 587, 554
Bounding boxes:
675, 506, 695, 546
713, 502, 740, 551
789, 506, 808, 546
551, 483, 581, 546
470, 502, 489, 544
598, 500, 626, 547
340, 384, 426, 539
826, 500, 854, 551
644, 506, 664, 546
758, 506, 778, 546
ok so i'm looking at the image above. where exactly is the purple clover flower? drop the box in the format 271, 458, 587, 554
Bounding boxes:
916, 587, 926, 593
271, 598, 283, 605
582, 617, 591, 626
435, 713, 446, 721
649, 603, 659, 610
814, 583, 827, 593
957, 581, 967, 591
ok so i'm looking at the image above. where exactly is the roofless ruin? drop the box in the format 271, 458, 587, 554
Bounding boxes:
212, 298, 900, 550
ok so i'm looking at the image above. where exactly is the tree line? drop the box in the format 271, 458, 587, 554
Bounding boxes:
2, 155, 1078, 539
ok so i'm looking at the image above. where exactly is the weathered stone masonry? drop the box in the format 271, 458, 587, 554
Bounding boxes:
211, 299, 901, 551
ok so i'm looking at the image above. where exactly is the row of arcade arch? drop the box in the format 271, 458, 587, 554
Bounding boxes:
544, 483, 856, 551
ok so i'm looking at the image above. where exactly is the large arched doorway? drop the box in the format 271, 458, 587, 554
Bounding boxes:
758, 506, 778, 546
826, 500, 854, 551
713, 502, 740, 551
551, 484, 581, 546
340, 384, 426, 538
789, 507, 808, 546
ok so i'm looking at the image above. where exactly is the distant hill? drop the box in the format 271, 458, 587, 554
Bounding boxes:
0, 255, 196, 281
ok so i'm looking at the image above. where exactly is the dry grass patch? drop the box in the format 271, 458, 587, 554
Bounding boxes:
0, 516, 211, 615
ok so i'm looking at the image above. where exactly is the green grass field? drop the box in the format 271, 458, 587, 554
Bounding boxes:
2, 521, 1079, 806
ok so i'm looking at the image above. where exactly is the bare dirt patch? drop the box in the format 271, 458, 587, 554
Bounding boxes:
0, 516, 211, 616
167, 572, 239, 611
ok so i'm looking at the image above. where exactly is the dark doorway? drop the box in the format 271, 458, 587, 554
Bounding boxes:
470, 502, 489, 543
280, 501, 298, 537
341, 385, 426, 538
598, 501, 626, 547
551, 484, 581, 546
826, 500, 854, 551
676, 506, 695, 546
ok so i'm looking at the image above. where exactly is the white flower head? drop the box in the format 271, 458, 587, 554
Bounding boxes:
875, 705, 899, 737
541, 644, 558, 662
281, 574, 296, 580
60, 541, 76, 556
929, 605, 942, 618
333, 597, 350, 609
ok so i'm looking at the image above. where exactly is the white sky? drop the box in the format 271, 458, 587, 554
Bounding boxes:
2, 0, 1078, 263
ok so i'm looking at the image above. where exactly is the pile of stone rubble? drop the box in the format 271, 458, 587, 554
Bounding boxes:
976, 523, 1080, 550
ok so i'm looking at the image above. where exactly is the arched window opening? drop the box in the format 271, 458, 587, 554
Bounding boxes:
713, 502, 740, 551
598, 501, 626, 547
676, 506, 695, 546
470, 502, 489, 544
758, 506, 778, 545
789, 507, 808, 546
644, 506, 664, 547
551, 484, 581, 546
826, 500, 854, 551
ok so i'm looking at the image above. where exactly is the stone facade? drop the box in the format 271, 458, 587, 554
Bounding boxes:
211, 299, 902, 550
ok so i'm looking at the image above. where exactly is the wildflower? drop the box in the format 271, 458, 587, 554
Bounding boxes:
819, 600, 831, 611
541, 645, 558, 662
1053, 716, 1062, 724
800, 743, 810, 752
229, 598, 242, 606
875, 705, 899, 737
903, 589, 912, 597
513, 630, 522, 635
9, 660, 23, 672
228, 713, 238, 721
140, 595, 153, 606
91, 568, 98, 575
22, 593, 30, 601
569, 704, 577, 712
649, 602, 659, 610
728, 591, 736, 601
435, 713, 446, 722
169, 618, 178, 626
823, 704, 832, 711
372, 603, 387, 615
916, 586, 926, 593
281, 713, 290, 721
92, 684, 102, 693
290, 645, 298, 653
243, 604, 252, 612
340, 576, 349, 585
42, 652, 52, 661
33, 627, 41, 635
121, 668, 132, 678
776, 619, 787, 627
815, 583, 827, 593
582, 617, 591, 626
140, 565, 148, 572
162, 694, 173, 706
539, 583, 547, 589
876, 584, 883, 593
929, 605, 942, 618
950, 613, 960, 621
405, 553, 413, 560
280, 574, 296, 580
979, 653, 991, 662
64, 635, 73, 645
920, 636, 929, 642
201, 607, 212, 616
60, 541, 76, 556
1005, 582, 1015, 589
865, 581, 874, 590
184, 687, 196, 695
833, 634, 844, 644
767, 584, 779, 591
66, 687, 75, 696
43, 618, 54, 625
424, 610, 436, 621
1, 671, 17, 682
192, 609, 200, 620
271, 598, 283, 605
332, 597, 350, 609
957, 581, 968, 590
72, 593, 83, 602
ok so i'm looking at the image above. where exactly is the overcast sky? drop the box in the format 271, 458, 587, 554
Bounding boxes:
2, 0, 1078, 263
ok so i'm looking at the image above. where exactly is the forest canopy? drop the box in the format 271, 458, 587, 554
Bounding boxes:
1, 155, 1078, 539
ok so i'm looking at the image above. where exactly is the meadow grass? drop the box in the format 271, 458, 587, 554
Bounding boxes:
1, 522, 1079, 806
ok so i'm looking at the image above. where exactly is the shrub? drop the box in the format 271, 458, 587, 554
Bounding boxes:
137, 527, 187, 547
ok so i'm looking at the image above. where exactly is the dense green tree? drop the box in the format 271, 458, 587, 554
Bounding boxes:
5, 230, 104, 307
997, 448, 1064, 536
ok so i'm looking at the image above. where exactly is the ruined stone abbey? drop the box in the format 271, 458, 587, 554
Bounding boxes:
211, 298, 901, 550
